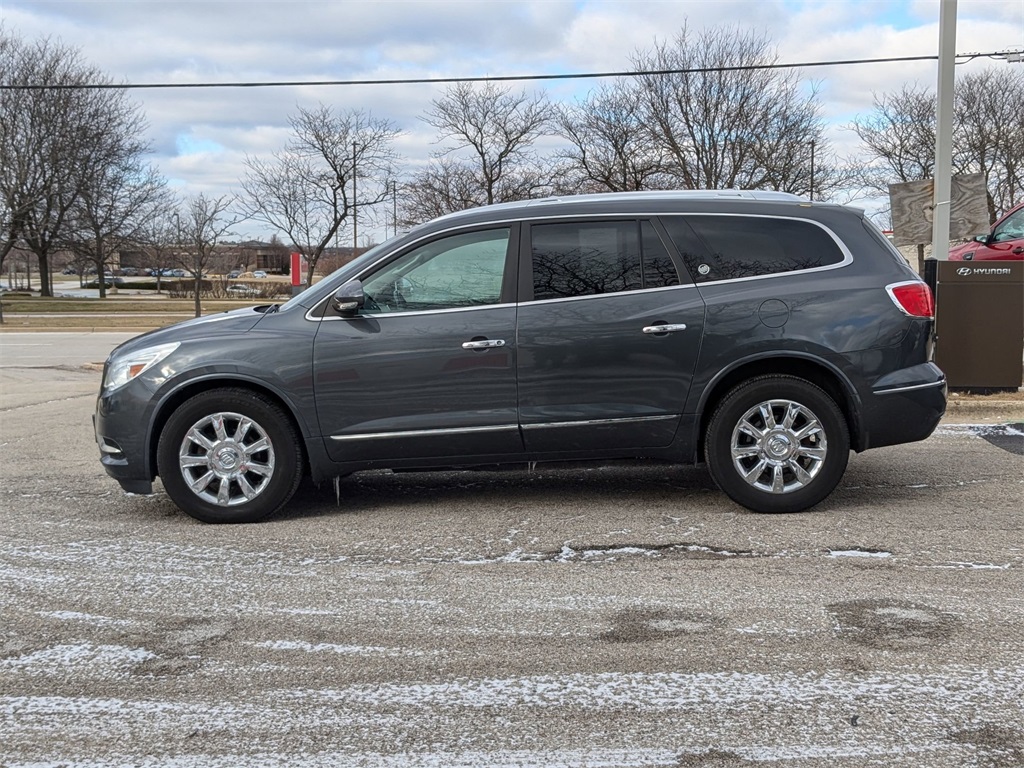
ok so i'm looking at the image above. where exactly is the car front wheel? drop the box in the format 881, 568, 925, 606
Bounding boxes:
157, 388, 303, 523
706, 375, 849, 513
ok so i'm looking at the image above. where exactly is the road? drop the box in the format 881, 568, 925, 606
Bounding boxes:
0, 331, 138, 368
1, 335, 1022, 767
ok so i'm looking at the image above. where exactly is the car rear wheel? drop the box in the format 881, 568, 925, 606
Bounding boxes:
157, 388, 303, 523
706, 375, 849, 513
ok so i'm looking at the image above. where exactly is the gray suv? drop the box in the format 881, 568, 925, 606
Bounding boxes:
95, 191, 946, 523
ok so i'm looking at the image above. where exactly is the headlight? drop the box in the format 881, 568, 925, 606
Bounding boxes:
103, 342, 180, 392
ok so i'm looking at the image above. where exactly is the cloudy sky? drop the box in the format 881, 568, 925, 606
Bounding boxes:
2, 0, 1022, 241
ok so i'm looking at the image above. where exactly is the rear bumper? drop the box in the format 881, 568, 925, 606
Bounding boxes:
859, 363, 947, 450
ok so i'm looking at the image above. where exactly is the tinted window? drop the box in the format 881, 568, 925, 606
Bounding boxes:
641, 220, 681, 288
662, 215, 845, 282
531, 221, 680, 300
361, 228, 510, 313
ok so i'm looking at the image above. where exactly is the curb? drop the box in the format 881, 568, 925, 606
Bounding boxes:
941, 399, 1024, 423
0, 326, 161, 333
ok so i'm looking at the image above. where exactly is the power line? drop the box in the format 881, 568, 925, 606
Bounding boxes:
2, 51, 1017, 91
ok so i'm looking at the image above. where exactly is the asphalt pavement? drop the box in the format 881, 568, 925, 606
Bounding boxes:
1, 334, 1022, 767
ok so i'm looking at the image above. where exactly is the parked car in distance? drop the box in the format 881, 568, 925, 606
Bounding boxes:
949, 202, 1024, 261
86, 277, 125, 288
252, 270, 268, 278
119, 267, 139, 276
95, 190, 945, 524
228, 270, 243, 279
62, 267, 78, 275
227, 284, 258, 296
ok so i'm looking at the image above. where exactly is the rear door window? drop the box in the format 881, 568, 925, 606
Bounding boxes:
529, 220, 680, 301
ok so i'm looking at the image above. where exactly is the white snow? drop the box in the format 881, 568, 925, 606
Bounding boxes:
0, 643, 155, 676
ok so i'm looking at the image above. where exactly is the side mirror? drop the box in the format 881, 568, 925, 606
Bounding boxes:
972, 234, 991, 244
331, 279, 365, 316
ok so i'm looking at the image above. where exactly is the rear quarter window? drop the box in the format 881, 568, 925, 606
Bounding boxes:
662, 215, 847, 283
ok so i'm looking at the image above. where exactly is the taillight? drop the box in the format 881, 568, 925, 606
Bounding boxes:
886, 281, 934, 318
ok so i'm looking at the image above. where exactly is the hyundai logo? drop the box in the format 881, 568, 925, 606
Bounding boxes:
956, 266, 1012, 277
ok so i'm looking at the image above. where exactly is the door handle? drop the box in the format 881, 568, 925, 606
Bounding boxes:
1013, 246, 1023, 254
462, 339, 506, 350
642, 324, 688, 334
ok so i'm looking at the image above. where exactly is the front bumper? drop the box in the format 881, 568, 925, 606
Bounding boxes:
94, 393, 155, 495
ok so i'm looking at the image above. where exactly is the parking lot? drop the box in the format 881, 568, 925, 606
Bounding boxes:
1, 332, 1022, 767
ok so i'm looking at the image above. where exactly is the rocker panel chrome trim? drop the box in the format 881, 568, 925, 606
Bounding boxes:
331, 424, 520, 441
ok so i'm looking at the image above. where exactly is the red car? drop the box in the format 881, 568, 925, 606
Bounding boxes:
948, 202, 1024, 261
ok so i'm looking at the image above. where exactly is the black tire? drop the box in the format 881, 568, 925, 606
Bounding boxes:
705, 375, 849, 513
157, 388, 304, 523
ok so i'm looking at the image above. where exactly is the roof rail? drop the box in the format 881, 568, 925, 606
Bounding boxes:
431, 189, 810, 222
521, 189, 808, 207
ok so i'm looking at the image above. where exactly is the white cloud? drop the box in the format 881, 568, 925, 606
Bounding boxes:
3, 0, 1021, 240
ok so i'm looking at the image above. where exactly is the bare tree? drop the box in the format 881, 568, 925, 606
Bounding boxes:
402, 155, 551, 224
400, 158, 481, 224
848, 84, 937, 195
135, 207, 179, 293
240, 104, 400, 285
175, 194, 242, 318
415, 82, 553, 214
0, 30, 153, 299
0, 31, 79, 318
0, 30, 26, 280
554, 80, 669, 193
632, 26, 835, 197
955, 68, 1024, 219
67, 160, 170, 298
849, 69, 1024, 221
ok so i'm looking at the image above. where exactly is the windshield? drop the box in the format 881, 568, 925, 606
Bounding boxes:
274, 239, 396, 312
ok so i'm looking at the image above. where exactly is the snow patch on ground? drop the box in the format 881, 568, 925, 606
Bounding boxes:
0, 744, 948, 768
828, 549, 892, 558
37, 610, 138, 628
253, 640, 431, 657
0, 643, 155, 676
933, 424, 1024, 437
924, 561, 1012, 570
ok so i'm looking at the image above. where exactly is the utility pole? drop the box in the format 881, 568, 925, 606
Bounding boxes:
931, 0, 957, 260
352, 142, 358, 252
808, 140, 816, 202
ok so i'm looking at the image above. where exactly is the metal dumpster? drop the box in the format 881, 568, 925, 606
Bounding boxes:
934, 261, 1024, 390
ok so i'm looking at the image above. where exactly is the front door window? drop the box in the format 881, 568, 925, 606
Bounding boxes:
361, 228, 511, 313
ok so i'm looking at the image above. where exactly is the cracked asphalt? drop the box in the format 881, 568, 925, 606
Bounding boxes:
1, 333, 1023, 767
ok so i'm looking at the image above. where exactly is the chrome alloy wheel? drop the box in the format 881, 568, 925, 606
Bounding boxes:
178, 411, 276, 506
730, 399, 827, 494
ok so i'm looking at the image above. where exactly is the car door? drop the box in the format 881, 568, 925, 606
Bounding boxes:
313, 226, 523, 463
973, 206, 1024, 260
515, 218, 705, 453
